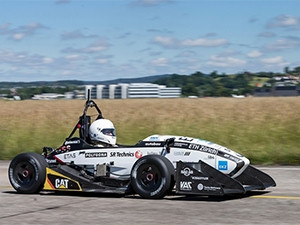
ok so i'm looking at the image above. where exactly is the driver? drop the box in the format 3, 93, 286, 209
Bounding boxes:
89, 119, 117, 147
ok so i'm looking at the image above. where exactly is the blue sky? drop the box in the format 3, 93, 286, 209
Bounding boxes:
0, 0, 300, 82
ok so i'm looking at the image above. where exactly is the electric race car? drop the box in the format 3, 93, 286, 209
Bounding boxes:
8, 96, 276, 199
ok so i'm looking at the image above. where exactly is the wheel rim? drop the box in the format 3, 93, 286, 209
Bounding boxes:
13, 161, 36, 188
137, 163, 162, 191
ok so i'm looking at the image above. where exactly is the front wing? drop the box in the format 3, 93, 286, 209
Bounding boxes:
176, 161, 276, 195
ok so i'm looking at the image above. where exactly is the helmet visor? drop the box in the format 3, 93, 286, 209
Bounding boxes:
101, 128, 116, 137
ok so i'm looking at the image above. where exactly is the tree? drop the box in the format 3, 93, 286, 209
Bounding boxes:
182, 83, 199, 96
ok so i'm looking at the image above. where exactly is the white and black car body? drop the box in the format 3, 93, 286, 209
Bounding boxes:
9, 97, 276, 199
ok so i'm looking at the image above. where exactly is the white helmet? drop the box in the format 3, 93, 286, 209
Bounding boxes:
89, 119, 116, 145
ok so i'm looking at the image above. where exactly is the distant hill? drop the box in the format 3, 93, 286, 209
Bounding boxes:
0, 80, 84, 89
83, 74, 171, 85
0, 75, 171, 88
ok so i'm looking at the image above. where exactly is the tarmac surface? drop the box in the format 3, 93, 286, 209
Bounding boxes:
0, 161, 299, 225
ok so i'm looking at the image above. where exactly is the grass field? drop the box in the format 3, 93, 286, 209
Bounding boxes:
0, 97, 299, 165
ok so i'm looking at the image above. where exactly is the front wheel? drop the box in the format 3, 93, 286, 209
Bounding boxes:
8, 152, 48, 194
130, 155, 175, 199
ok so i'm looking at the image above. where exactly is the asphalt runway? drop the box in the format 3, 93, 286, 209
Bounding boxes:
0, 161, 299, 225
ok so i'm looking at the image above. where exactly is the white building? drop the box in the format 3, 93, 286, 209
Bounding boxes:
32, 93, 65, 100
159, 86, 182, 98
127, 83, 160, 98
85, 83, 181, 99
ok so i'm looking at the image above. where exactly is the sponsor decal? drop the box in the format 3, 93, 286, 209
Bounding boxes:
223, 153, 241, 163
174, 151, 191, 156
144, 142, 162, 146
44, 168, 81, 191
191, 176, 209, 181
180, 167, 194, 177
45, 159, 57, 164
64, 140, 81, 145
29, 159, 39, 181
179, 137, 194, 142
197, 183, 221, 192
85, 152, 107, 158
64, 153, 76, 159
218, 161, 228, 170
188, 144, 201, 150
135, 150, 143, 159
197, 183, 204, 191
180, 181, 192, 191
173, 142, 189, 148
55, 178, 69, 189
9, 168, 20, 189
208, 155, 214, 159
150, 178, 166, 196
110, 152, 134, 157
188, 144, 218, 155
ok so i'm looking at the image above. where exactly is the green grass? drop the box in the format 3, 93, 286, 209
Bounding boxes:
249, 76, 271, 87
0, 97, 299, 165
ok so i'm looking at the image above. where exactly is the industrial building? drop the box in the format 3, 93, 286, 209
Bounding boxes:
85, 83, 181, 99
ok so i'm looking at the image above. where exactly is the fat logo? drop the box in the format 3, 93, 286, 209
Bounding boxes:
180, 181, 192, 191
55, 179, 69, 189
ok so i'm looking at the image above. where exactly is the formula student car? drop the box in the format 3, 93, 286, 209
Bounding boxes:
8, 96, 276, 199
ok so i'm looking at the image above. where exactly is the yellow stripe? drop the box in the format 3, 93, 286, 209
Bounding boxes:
0, 186, 13, 189
251, 195, 300, 200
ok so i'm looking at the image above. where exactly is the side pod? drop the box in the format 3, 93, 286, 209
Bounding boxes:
175, 161, 276, 196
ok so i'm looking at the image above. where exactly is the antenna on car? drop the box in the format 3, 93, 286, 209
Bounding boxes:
86, 89, 91, 102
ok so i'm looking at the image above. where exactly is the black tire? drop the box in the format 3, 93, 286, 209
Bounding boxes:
130, 155, 175, 199
8, 152, 48, 194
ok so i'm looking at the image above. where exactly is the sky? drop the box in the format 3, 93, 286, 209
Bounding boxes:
0, 0, 300, 82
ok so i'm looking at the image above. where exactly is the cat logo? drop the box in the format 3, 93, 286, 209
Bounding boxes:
43, 168, 82, 191
55, 179, 69, 189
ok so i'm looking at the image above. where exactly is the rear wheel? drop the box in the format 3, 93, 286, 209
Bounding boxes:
8, 152, 48, 194
130, 155, 175, 199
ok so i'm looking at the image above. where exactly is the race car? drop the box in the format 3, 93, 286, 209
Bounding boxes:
8, 96, 276, 199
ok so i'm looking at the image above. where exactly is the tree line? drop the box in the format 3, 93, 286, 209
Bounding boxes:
154, 67, 300, 97
0, 85, 84, 99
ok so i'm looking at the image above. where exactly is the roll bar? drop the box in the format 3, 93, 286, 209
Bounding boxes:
67, 90, 104, 141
